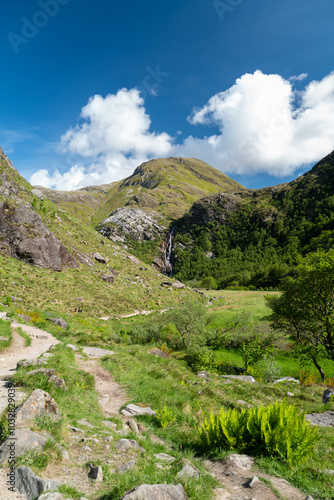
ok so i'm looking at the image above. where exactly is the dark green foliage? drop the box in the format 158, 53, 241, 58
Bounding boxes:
173, 152, 334, 289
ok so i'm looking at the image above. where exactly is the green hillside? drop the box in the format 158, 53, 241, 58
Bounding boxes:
172, 151, 334, 289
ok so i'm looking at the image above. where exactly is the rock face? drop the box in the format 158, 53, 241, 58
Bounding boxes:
121, 483, 188, 499
0, 201, 78, 271
15, 389, 61, 426
15, 466, 59, 500
99, 207, 166, 243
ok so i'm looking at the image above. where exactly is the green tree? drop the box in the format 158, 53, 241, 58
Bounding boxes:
168, 297, 208, 348
266, 249, 334, 381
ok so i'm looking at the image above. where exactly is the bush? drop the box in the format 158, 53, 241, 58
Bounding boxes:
186, 345, 217, 371
198, 399, 319, 467
156, 406, 177, 428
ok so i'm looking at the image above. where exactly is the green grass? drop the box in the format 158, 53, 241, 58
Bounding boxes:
0, 318, 12, 351
101, 344, 334, 499
16, 326, 31, 346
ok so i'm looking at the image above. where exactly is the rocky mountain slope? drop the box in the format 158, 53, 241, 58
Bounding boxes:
0, 147, 193, 316
172, 151, 334, 288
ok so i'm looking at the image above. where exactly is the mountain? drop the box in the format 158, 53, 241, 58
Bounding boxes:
0, 147, 194, 316
172, 151, 334, 289
37, 157, 244, 270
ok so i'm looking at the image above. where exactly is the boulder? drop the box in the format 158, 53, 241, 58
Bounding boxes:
154, 453, 176, 462
47, 317, 68, 329
115, 439, 145, 453
0, 201, 78, 271
15, 389, 61, 426
93, 252, 108, 264
31, 188, 44, 200
102, 420, 117, 430
121, 483, 188, 499
121, 404, 156, 417
126, 419, 139, 434
223, 454, 254, 471
0, 429, 49, 464
15, 466, 59, 500
101, 274, 115, 284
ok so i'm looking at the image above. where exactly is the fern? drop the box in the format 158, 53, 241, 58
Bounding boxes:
198, 399, 319, 467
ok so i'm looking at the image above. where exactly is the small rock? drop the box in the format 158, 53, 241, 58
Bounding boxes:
47, 317, 68, 330
101, 274, 115, 284
220, 375, 258, 384
323, 469, 334, 475
67, 344, 78, 351
119, 459, 135, 472
38, 493, 63, 500
104, 436, 113, 442
121, 483, 188, 499
214, 489, 231, 499
102, 420, 117, 429
18, 314, 31, 322
17, 358, 46, 368
245, 476, 260, 488
172, 281, 185, 289
154, 453, 176, 462
128, 255, 140, 265
77, 418, 94, 428
176, 463, 200, 480
115, 439, 145, 453
26, 368, 55, 377
236, 400, 249, 405
69, 426, 85, 433
148, 348, 169, 358
122, 403, 156, 417
273, 377, 300, 385
322, 388, 334, 404
94, 252, 108, 264
287, 392, 294, 397
127, 419, 139, 434
118, 429, 131, 437
49, 375, 67, 390
88, 465, 103, 482
197, 371, 210, 380
82, 446, 92, 452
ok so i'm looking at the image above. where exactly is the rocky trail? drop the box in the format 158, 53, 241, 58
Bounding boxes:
0, 314, 319, 500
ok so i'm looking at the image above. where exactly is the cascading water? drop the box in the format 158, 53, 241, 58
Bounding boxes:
162, 226, 175, 275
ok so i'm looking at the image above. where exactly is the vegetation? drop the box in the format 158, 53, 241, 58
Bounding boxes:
267, 249, 334, 380
198, 399, 319, 467
0, 318, 12, 351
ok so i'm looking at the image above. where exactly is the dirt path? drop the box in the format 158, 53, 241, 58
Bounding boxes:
75, 355, 128, 418
0, 321, 59, 380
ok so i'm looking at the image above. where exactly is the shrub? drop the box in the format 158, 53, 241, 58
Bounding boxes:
198, 399, 319, 467
186, 345, 217, 371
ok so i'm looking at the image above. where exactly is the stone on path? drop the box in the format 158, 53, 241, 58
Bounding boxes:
15, 389, 61, 426
121, 403, 156, 417
121, 483, 188, 499
306, 411, 334, 427
115, 439, 145, 453
15, 466, 59, 500
82, 346, 114, 357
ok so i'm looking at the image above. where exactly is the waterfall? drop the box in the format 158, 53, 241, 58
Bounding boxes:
162, 226, 175, 275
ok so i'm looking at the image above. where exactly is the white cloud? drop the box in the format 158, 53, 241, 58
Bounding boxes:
289, 73, 308, 82
31, 88, 173, 190
180, 70, 334, 176
30, 72, 334, 189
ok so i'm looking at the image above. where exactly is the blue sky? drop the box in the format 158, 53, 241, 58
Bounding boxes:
1, 0, 334, 190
